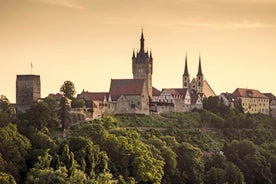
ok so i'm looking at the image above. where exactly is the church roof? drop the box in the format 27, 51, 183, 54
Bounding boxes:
109, 79, 145, 101
232, 88, 268, 99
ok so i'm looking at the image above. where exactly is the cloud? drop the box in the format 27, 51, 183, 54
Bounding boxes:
30, 0, 84, 9
176, 21, 275, 30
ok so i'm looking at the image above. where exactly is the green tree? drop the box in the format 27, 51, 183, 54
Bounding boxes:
71, 98, 85, 108
60, 81, 76, 100
175, 142, 204, 183
25, 150, 69, 184
0, 124, 31, 182
205, 167, 226, 184
59, 97, 71, 130
0, 95, 14, 127
0, 172, 16, 184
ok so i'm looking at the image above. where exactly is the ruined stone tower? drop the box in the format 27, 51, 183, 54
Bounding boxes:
16, 75, 41, 112
132, 30, 153, 97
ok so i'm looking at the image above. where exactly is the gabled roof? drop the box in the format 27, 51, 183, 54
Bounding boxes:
109, 79, 145, 101
190, 93, 201, 104
152, 87, 161, 96
78, 92, 109, 101
161, 88, 189, 99
232, 88, 268, 98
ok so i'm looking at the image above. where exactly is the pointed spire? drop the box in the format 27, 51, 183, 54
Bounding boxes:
197, 53, 203, 76
132, 49, 135, 58
184, 52, 189, 76
140, 28, 145, 52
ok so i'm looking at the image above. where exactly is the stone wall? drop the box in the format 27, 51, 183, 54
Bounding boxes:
16, 75, 40, 112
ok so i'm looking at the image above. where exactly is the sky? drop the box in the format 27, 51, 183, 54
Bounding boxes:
0, 0, 276, 103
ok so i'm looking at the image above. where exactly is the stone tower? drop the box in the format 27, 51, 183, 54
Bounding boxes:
132, 30, 153, 97
16, 75, 41, 112
182, 53, 190, 88
196, 55, 204, 93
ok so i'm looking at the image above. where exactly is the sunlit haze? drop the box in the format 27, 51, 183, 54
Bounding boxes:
1, 0, 276, 102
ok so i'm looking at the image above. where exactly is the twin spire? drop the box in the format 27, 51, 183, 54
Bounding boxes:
183, 53, 204, 77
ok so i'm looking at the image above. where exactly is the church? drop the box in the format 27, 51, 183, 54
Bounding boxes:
77, 30, 216, 118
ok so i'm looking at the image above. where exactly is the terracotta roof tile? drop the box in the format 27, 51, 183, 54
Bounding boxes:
109, 79, 145, 101
79, 92, 109, 101
162, 88, 188, 99
152, 87, 161, 96
232, 88, 268, 98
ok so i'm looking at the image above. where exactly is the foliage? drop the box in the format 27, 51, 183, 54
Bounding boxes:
0, 102, 275, 183
60, 81, 76, 100
0, 172, 16, 184
59, 97, 71, 130
0, 95, 15, 127
0, 124, 31, 183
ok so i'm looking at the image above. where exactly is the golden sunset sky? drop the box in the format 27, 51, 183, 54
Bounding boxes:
1, 0, 276, 102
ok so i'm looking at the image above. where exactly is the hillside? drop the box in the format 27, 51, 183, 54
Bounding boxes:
0, 105, 276, 183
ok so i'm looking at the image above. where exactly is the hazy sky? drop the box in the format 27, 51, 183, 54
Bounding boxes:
1, 0, 276, 102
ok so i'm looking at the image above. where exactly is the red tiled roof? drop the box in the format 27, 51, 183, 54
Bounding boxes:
162, 88, 189, 99
232, 88, 268, 98
79, 92, 109, 101
152, 87, 161, 96
109, 79, 145, 101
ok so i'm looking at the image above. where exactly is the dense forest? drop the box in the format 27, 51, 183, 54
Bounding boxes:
0, 94, 275, 184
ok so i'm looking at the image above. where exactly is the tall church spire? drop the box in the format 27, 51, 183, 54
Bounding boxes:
184, 53, 189, 76
183, 52, 190, 88
140, 28, 145, 52
197, 54, 203, 76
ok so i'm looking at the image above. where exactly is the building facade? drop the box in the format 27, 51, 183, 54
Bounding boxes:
232, 88, 269, 115
263, 93, 276, 119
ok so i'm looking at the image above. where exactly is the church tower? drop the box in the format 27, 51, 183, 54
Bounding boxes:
132, 29, 153, 97
182, 53, 190, 88
196, 55, 204, 93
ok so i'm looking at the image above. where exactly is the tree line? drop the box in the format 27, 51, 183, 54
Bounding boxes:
0, 91, 275, 183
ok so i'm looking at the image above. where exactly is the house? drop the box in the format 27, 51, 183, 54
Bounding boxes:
77, 91, 109, 119
219, 92, 235, 107
190, 92, 203, 110
232, 88, 269, 115
263, 93, 276, 119
108, 79, 150, 115
154, 88, 191, 113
